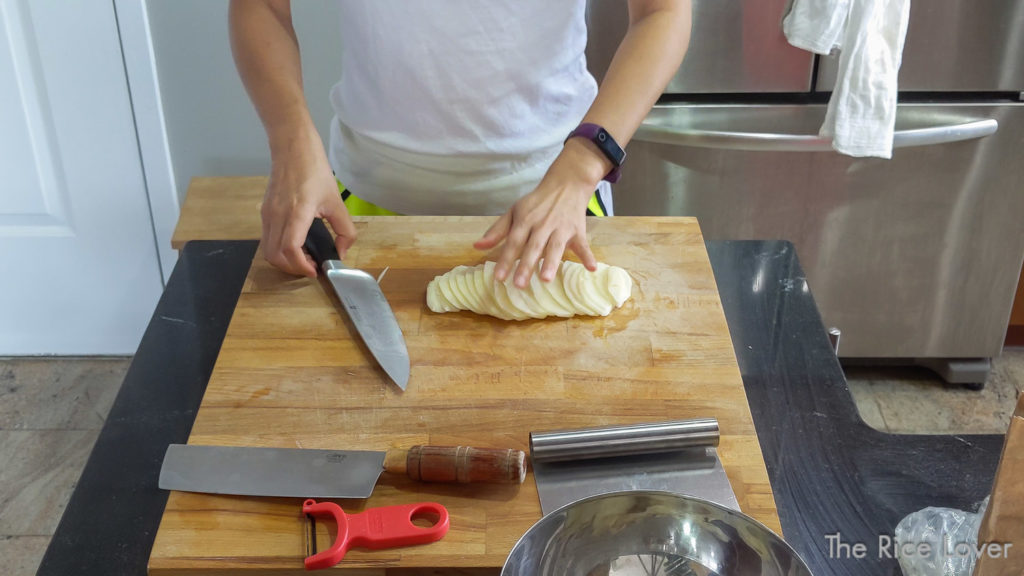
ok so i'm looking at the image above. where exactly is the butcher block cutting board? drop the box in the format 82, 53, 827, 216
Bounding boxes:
149, 216, 779, 575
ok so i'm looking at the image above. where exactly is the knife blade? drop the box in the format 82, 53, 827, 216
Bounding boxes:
159, 444, 527, 499
304, 218, 410, 390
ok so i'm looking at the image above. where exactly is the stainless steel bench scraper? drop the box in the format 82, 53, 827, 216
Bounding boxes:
529, 418, 738, 514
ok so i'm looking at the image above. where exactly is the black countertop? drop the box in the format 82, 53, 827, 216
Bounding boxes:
707, 241, 1003, 576
38, 239, 1004, 576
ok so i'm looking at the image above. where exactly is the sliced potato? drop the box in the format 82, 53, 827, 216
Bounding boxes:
491, 273, 529, 320
605, 265, 632, 307
427, 277, 457, 312
426, 281, 442, 312
530, 268, 571, 317
564, 264, 588, 314
472, 265, 498, 317
504, 264, 548, 318
479, 262, 511, 320
426, 259, 632, 320
477, 263, 506, 319
437, 272, 464, 310
562, 262, 600, 316
503, 279, 542, 318
453, 266, 483, 314
577, 265, 613, 316
541, 262, 575, 315
594, 263, 615, 305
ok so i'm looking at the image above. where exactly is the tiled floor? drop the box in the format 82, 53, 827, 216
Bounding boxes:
0, 358, 129, 576
1, 351, 1021, 574
846, 348, 1024, 434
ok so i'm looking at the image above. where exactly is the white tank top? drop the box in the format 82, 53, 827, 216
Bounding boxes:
327, 1, 599, 215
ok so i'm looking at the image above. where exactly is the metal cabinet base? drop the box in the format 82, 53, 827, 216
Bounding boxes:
841, 358, 992, 388
616, 103, 1024, 378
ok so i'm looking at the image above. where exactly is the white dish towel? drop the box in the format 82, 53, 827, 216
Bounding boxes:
783, 0, 911, 158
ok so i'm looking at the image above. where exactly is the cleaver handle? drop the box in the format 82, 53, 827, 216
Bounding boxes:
304, 218, 340, 268
383, 446, 527, 485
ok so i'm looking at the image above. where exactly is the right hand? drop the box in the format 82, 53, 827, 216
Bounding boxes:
261, 146, 357, 277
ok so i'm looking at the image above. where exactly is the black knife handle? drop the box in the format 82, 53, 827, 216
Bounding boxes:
303, 218, 340, 270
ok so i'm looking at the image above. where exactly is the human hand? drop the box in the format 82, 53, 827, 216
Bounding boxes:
474, 140, 608, 289
261, 145, 356, 277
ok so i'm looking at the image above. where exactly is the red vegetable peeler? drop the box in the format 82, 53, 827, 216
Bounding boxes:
301, 499, 450, 570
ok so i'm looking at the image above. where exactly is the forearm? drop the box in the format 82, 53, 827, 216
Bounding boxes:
228, 0, 320, 160
557, 0, 692, 185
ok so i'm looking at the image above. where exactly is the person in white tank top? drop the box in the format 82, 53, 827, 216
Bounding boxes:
229, 1, 691, 288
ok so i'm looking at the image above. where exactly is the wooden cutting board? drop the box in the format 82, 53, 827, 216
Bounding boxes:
149, 216, 779, 575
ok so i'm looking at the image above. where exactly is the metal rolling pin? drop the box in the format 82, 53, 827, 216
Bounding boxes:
529, 418, 720, 463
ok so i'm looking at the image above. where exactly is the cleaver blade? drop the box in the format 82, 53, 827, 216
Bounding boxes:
159, 444, 386, 499
158, 444, 527, 499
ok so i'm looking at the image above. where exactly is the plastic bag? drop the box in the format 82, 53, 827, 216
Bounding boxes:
895, 497, 990, 576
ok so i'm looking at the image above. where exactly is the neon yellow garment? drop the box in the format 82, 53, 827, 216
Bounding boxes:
337, 180, 606, 217
337, 181, 397, 216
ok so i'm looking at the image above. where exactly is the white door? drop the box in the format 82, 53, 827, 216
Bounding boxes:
0, 0, 164, 354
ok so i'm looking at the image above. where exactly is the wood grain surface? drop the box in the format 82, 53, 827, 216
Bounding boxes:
171, 176, 266, 248
149, 216, 780, 575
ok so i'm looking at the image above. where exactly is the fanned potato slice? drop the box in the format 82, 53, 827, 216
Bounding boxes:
503, 280, 542, 318
504, 265, 548, 318
425, 281, 443, 312
540, 262, 575, 315
594, 263, 614, 303
427, 276, 458, 312
437, 272, 465, 310
471, 265, 498, 317
562, 262, 601, 316
480, 262, 514, 320
491, 273, 529, 320
603, 265, 632, 307
579, 265, 613, 316
476, 263, 505, 319
529, 269, 572, 317
453, 266, 483, 314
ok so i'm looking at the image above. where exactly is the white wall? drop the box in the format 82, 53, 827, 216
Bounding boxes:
145, 0, 342, 203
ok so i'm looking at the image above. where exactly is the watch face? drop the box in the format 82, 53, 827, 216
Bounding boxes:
595, 128, 625, 166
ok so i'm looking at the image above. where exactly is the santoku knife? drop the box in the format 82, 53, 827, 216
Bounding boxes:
159, 444, 527, 499
304, 218, 410, 390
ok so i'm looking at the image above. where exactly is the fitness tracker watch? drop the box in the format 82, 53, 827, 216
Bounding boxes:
565, 122, 626, 183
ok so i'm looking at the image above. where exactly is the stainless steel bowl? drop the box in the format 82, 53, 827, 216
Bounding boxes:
502, 491, 812, 576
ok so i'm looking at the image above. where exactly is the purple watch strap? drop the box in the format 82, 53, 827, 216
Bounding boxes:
566, 123, 624, 183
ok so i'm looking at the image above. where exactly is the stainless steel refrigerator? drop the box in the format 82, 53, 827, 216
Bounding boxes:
587, 0, 1024, 385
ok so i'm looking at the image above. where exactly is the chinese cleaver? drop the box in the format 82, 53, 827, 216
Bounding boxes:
304, 218, 410, 390
159, 444, 527, 498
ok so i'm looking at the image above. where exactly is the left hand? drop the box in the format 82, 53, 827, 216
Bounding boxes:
474, 140, 609, 288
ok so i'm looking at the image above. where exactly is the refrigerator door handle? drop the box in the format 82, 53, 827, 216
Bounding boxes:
634, 117, 998, 152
